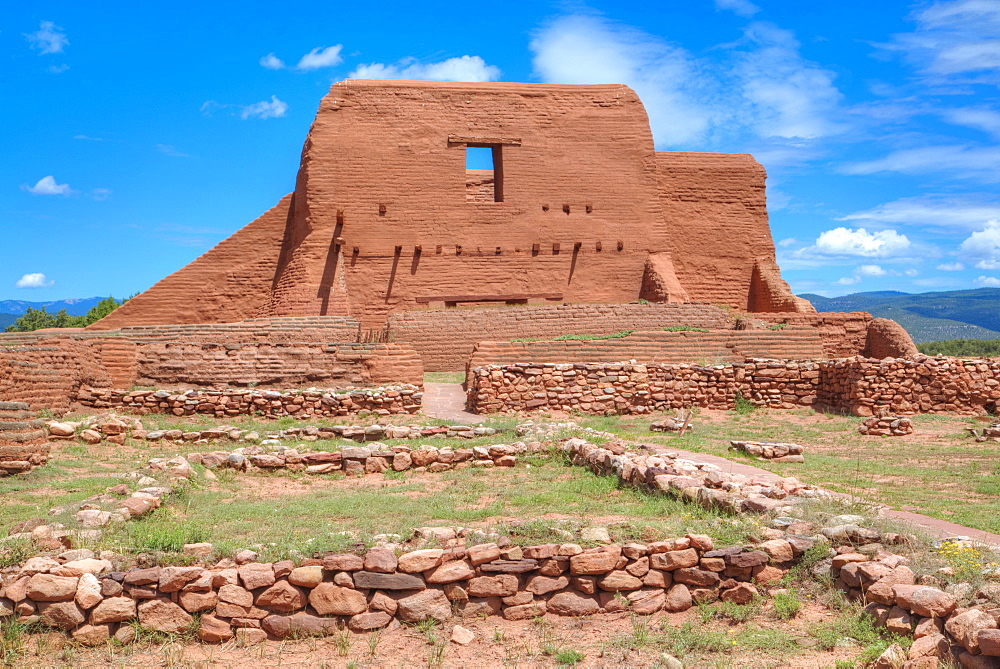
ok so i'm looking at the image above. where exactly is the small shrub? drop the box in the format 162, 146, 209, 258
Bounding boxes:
715, 599, 762, 623
733, 393, 757, 416
771, 590, 802, 619
768, 323, 786, 331
553, 648, 585, 666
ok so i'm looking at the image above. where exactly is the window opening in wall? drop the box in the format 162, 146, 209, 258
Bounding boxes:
465, 145, 503, 203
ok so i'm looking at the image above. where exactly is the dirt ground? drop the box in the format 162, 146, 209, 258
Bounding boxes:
24, 603, 857, 669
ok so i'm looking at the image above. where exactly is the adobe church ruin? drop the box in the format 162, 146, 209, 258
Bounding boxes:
93, 79, 813, 330
2, 80, 931, 413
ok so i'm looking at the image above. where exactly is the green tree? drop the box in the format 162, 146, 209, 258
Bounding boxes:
4, 297, 127, 333
78, 296, 124, 326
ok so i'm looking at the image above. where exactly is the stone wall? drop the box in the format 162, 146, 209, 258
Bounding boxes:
76, 387, 422, 418
133, 342, 423, 389
467, 356, 1000, 416
466, 327, 826, 371
0, 533, 797, 645
389, 303, 733, 372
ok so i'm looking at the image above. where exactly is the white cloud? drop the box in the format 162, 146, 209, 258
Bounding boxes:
240, 96, 287, 119
838, 195, 1000, 229
937, 261, 966, 271
885, 0, 1000, 84
835, 275, 861, 285
857, 264, 887, 277
943, 107, 1000, 137
777, 237, 798, 247
155, 144, 190, 157
350, 55, 500, 82
974, 276, 1000, 287
23, 175, 72, 196
15, 273, 54, 288
842, 145, 1000, 182
91, 188, 111, 201
958, 220, 1000, 268
798, 227, 912, 258
715, 0, 760, 18
296, 46, 343, 71
529, 15, 713, 146
260, 53, 285, 70
528, 14, 844, 149
733, 22, 846, 140
25, 21, 68, 55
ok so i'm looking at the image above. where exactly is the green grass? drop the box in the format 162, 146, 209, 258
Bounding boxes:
512, 330, 634, 343
662, 325, 709, 332
571, 408, 1000, 535
423, 371, 465, 384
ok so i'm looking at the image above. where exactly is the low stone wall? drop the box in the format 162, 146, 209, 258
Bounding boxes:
466, 327, 826, 371
467, 356, 1000, 416
389, 303, 734, 371
0, 532, 798, 646
76, 386, 423, 418
0, 340, 114, 412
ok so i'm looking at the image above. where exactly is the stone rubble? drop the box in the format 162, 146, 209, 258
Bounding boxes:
729, 441, 805, 463
859, 415, 914, 437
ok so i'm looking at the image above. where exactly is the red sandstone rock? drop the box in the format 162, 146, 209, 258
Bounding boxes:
309, 583, 366, 616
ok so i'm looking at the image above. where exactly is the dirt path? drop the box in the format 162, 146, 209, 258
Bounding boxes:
421, 382, 483, 424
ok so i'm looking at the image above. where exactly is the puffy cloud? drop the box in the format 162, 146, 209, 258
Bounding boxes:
296, 46, 343, 71
838, 194, 1000, 229
25, 21, 68, 55
835, 275, 861, 285
350, 55, 500, 82
958, 220, 1000, 269
23, 175, 72, 196
259, 53, 285, 70
937, 261, 966, 271
974, 276, 1000, 287
530, 15, 713, 146
15, 273, 54, 288
842, 145, 1000, 182
240, 96, 287, 119
799, 227, 912, 258
733, 22, 846, 140
714, 0, 760, 18
528, 14, 845, 148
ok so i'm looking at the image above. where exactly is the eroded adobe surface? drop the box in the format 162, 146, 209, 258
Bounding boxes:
94, 80, 810, 331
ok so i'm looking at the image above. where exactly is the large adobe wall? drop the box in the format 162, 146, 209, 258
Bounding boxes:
95, 79, 811, 332
652, 152, 809, 313
267, 80, 667, 327
466, 328, 826, 371
91, 196, 293, 329
388, 303, 733, 371
0, 340, 114, 412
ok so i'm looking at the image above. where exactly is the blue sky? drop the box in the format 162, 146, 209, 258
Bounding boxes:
3, 0, 1000, 301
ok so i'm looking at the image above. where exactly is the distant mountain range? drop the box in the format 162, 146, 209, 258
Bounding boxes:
0, 297, 109, 330
799, 288, 1000, 344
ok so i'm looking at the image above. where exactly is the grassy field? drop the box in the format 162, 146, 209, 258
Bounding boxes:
573, 406, 1000, 535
